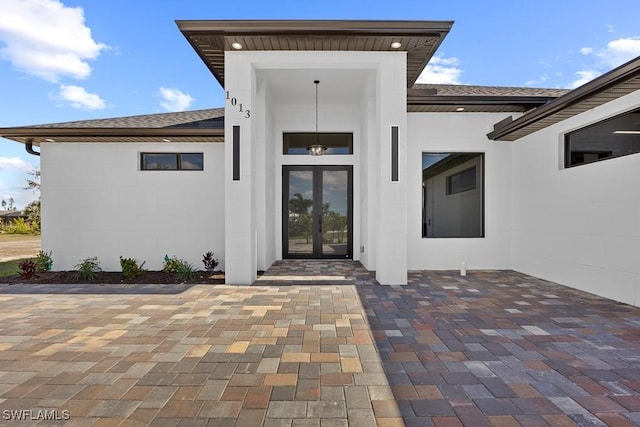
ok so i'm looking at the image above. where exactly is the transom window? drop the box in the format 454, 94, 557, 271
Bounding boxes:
140, 153, 203, 170
422, 153, 484, 238
283, 133, 353, 155
565, 107, 640, 168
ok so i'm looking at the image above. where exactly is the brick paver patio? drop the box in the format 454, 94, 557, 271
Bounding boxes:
1, 261, 639, 426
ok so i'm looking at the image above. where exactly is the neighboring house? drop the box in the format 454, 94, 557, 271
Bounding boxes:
0, 210, 26, 225
1, 20, 639, 306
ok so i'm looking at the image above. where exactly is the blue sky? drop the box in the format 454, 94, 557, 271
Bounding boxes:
1, 0, 640, 209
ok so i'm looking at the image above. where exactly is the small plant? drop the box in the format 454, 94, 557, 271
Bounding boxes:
176, 260, 197, 282
202, 251, 219, 273
74, 256, 101, 281
34, 250, 53, 273
18, 259, 37, 280
163, 255, 182, 273
120, 256, 146, 281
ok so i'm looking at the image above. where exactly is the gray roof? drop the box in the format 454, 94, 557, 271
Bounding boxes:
0, 83, 571, 144
0, 108, 226, 144
407, 84, 566, 113
26, 107, 225, 129
413, 84, 570, 97
0, 210, 24, 218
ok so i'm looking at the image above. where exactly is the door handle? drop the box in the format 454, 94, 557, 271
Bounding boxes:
319, 218, 322, 233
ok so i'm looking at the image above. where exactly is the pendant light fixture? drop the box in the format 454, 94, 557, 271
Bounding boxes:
307, 80, 327, 156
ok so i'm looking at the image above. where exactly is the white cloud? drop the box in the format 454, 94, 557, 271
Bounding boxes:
52, 85, 106, 110
0, 0, 107, 82
159, 87, 194, 112
599, 37, 640, 68
416, 54, 463, 84
525, 74, 550, 86
570, 70, 601, 89
567, 37, 640, 89
0, 183, 38, 210
0, 157, 37, 209
0, 157, 34, 173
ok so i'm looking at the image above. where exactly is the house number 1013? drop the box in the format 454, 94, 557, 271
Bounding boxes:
226, 91, 251, 118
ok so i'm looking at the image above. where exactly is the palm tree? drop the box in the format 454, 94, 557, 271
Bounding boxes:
289, 193, 313, 243
1, 200, 5, 210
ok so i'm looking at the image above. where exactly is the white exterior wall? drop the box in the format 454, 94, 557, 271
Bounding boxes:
511, 90, 640, 306
40, 142, 225, 271
224, 50, 408, 284
407, 113, 514, 270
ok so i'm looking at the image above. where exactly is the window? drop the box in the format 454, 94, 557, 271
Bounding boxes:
565, 107, 640, 168
422, 153, 484, 238
283, 133, 353, 155
447, 166, 476, 195
140, 153, 203, 170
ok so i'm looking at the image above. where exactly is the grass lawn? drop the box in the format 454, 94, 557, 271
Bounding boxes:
0, 259, 23, 278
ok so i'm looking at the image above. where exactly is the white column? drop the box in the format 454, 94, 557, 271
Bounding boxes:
375, 56, 408, 285
224, 53, 257, 284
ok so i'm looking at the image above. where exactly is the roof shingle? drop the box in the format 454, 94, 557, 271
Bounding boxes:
25, 108, 225, 129
412, 83, 570, 97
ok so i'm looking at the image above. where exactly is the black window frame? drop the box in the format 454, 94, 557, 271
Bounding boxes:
140, 153, 204, 171
422, 152, 485, 239
283, 132, 353, 155
565, 107, 640, 168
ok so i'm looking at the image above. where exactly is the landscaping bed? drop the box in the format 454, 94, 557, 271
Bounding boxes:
0, 269, 224, 285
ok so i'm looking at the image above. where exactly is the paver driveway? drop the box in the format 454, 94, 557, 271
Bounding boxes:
0, 262, 639, 426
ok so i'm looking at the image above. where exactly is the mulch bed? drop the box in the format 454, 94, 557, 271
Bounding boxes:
0, 270, 225, 285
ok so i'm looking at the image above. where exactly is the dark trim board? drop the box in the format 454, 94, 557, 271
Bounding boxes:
282, 165, 353, 259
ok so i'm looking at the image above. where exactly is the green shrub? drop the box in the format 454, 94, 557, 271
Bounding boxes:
202, 251, 219, 273
1, 217, 39, 235
163, 255, 182, 273
163, 255, 197, 282
18, 259, 37, 279
120, 256, 145, 281
34, 250, 53, 272
74, 257, 101, 281
176, 260, 196, 282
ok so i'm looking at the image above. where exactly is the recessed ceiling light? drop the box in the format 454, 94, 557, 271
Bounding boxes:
162, 138, 172, 143
456, 107, 465, 112
231, 42, 242, 50
45, 138, 55, 142
391, 42, 402, 49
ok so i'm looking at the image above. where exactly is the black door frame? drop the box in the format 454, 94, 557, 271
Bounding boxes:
282, 165, 353, 259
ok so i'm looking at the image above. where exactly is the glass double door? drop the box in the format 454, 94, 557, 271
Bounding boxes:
283, 165, 353, 259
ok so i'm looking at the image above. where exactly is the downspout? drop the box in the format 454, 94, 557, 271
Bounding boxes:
25, 138, 40, 156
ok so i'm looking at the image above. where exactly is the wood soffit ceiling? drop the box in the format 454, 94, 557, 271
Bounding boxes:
176, 20, 454, 88
2, 129, 224, 146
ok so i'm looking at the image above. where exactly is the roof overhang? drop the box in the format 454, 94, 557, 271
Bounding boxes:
488, 56, 640, 141
407, 88, 557, 113
177, 19, 453, 88
0, 128, 224, 145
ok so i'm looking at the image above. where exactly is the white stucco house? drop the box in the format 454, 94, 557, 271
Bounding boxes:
1, 20, 639, 306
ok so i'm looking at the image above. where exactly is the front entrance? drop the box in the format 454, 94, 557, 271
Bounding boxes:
283, 165, 353, 259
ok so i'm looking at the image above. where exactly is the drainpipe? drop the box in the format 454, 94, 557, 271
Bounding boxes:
25, 138, 40, 156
